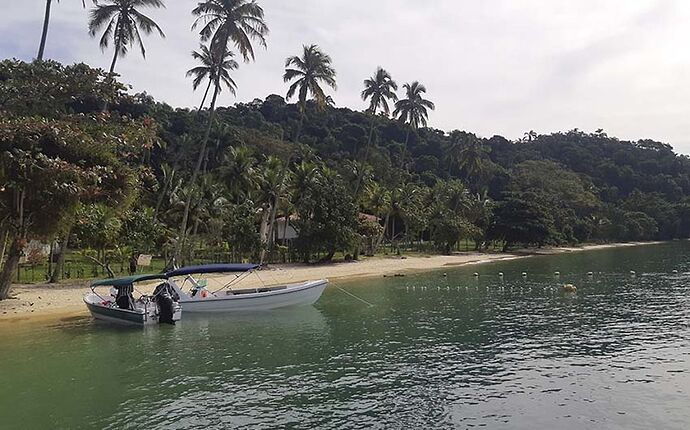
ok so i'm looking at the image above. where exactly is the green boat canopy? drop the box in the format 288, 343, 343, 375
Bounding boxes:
91, 274, 167, 288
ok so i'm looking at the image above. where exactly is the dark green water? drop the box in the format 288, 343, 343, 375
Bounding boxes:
1, 242, 689, 429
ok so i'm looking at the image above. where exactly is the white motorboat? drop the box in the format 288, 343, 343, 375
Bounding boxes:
84, 274, 181, 326
166, 264, 328, 313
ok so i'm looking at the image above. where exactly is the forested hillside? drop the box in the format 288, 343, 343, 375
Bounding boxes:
2, 59, 689, 296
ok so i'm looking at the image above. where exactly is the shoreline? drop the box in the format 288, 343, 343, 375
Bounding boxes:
0, 241, 667, 325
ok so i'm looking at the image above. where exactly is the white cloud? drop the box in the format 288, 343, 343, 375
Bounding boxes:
2, 0, 690, 152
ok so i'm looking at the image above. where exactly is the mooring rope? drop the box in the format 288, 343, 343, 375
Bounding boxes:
331, 282, 375, 307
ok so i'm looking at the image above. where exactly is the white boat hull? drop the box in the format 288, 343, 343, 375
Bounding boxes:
177, 280, 328, 313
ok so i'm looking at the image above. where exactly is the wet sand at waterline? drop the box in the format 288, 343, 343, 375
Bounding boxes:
0, 241, 665, 323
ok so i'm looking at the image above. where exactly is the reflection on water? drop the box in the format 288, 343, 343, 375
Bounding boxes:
1, 242, 690, 429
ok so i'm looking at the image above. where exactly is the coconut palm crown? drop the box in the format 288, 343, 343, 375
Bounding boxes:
283, 44, 337, 111
393, 81, 435, 129
88, 0, 166, 74
186, 44, 239, 110
361, 67, 398, 116
192, 0, 269, 62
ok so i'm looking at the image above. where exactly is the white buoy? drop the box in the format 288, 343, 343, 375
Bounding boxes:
443, 272, 448, 277
587, 272, 594, 277
554, 271, 561, 277
522, 272, 528, 277
473, 272, 479, 277
498, 272, 504, 277
630, 270, 636, 276
672, 270, 679, 274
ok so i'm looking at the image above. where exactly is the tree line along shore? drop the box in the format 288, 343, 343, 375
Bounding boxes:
2, 0, 690, 300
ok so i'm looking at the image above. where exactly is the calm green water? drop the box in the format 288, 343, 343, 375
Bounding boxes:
1, 242, 690, 429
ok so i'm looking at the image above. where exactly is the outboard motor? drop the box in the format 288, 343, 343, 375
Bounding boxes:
153, 283, 177, 325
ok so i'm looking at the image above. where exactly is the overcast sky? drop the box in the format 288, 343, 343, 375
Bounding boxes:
2, 0, 690, 152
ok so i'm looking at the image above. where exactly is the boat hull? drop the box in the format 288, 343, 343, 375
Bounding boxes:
84, 293, 181, 326
179, 280, 328, 313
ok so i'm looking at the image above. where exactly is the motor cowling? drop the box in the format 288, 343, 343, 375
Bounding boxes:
153, 283, 177, 325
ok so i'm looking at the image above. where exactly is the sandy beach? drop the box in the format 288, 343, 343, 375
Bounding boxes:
0, 241, 665, 323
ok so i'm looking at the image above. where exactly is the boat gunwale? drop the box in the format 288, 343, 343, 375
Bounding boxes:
176, 279, 328, 303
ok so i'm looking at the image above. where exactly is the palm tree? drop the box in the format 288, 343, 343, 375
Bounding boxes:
175, 0, 268, 263
192, 0, 268, 62
393, 81, 435, 170
456, 135, 491, 192
283, 44, 337, 142
88, 0, 166, 75
365, 182, 393, 253
187, 44, 239, 111
37, 1, 97, 61
362, 67, 398, 116
221, 145, 257, 204
356, 67, 398, 196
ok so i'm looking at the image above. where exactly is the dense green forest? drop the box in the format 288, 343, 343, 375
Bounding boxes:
1, 0, 689, 298
2, 59, 690, 286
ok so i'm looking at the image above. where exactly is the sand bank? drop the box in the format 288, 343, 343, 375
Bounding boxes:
0, 241, 666, 323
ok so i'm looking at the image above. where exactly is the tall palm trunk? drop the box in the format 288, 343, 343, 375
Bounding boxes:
399, 128, 411, 171
295, 107, 306, 142
374, 211, 391, 253
198, 80, 213, 112
175, 73, 221, 263
109, 46, 119, 75
354, 114, 376, 198
37, 0, 53, 61
49, 225, 72, 284
102, 20, 121, 112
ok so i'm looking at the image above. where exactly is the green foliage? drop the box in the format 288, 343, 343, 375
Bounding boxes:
121, 207, 168, 253
292, 168, 358, 262
0, 59, 126, 116
223, 202, 261, 257
0, 116, 140, 237
488, 193, 556, 250
72, 204, 122, 251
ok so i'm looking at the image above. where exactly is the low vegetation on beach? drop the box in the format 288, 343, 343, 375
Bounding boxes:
2, 0, 690, 299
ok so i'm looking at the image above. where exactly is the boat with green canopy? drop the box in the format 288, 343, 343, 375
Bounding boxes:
83, 274, 181, 326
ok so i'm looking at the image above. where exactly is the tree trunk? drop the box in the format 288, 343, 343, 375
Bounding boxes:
37, 0, 53, 61
49, 225, 72, 283
0, 237, 22, 300
374, 211, 391, 253
102, 21, 121, 112
399, 128, 411, 171
109, 45, 119, 75
0, 229, 9, 270
321, 249, 335, 262
295, 109, 305, 143
198, 80, 212, 113
174, 74, 221, 264
354, 115, 376, 198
